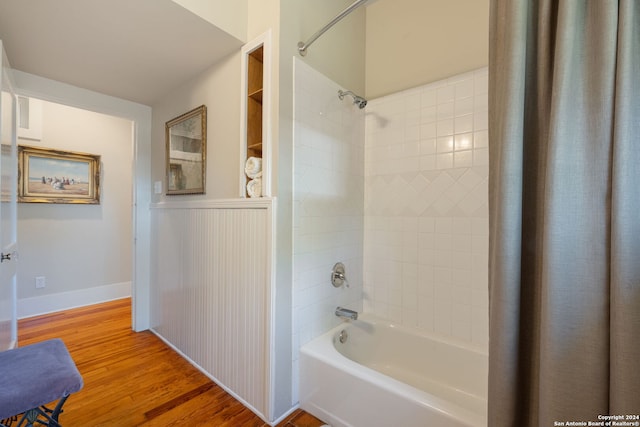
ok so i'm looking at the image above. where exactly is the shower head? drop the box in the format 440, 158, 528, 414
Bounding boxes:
338, 90, 368, 109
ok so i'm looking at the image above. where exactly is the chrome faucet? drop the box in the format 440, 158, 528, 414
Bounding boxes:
335, 306, 358, 320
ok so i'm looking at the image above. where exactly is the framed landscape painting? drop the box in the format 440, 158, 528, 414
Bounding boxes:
18, 145, 101, 204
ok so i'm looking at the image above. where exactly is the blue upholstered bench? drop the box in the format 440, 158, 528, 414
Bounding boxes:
0, 339, 83, 427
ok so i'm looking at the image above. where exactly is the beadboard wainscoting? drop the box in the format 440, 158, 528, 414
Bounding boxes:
150, 198, 275, 423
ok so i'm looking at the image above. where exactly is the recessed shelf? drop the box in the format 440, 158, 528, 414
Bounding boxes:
248, 89, 263, 103
244, 44, 265, 198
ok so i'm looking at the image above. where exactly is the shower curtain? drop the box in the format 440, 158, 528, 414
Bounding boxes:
488, 1, 639, 425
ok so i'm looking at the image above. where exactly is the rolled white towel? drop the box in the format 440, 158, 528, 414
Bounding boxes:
246, 177, 262, 198
245, 156, 262, 179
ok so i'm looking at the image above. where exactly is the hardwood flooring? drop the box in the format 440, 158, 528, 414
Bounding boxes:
17, 298, 325, 427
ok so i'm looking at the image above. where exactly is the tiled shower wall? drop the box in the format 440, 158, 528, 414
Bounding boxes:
363, 68, 489, 350
292, 58, 365, 403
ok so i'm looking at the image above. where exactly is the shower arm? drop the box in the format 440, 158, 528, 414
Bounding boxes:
297, 0, 368, 56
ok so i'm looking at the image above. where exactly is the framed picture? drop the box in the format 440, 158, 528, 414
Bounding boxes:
165, 105, 206, 195
18, 145, 101, 204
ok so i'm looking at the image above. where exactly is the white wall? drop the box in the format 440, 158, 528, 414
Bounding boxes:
17, 100, 133, 315
292, 58, 365, 404
283, 0, 366, 97
150, 52, 241, 201
365, 0, 489, 99
363, 68, 489, 350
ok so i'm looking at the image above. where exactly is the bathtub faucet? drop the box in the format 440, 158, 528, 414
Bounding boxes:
335, 306, 358, 321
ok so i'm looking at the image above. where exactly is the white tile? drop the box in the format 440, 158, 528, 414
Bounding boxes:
452, 233, 472, 253
421, 106, 438, 124
406, 125, 420, 142
436, 152, 454, 170
418, 265, 435, 289
420, 154, 437, 171
474, 148, 489, 166
451, 251, 472, 270
435, 282, 453, 303
435, 217, 453, 234
473, 130, 489, 148
455, 133, 474, 152
456, 192, 484, 216
421, 122, 437, 139
419, 217, 435, 233
434, 233, 452, 251
452, 268, 472, 287
474, 93, 488, 111
455, 97, 474, 117
472, 234, 488, 254
404, 141, 420, 157
437, 101, 455, 120
474, 72, 489, 95
455, 79, 474, 99
434, 302, 452, 335
437, 136, 454, 153
474, 110, 489, 131
454, 150, 473, 168
437, 85, 455, 103
455, 114, 474, 134
420, 138, 437, 155
418, 297, 434, 330
418, 247, 436, 266
406, 109, 421, 127
437, 119, 454, 137
458, 168, 483, 190
405, 93, 421, 111
471, 217, 489, 235
452, 218, 472, 234
421, 90, 437, 107
444, 181, 468, 205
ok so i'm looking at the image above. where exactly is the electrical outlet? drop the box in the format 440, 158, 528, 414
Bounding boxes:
35, 276, 46, 289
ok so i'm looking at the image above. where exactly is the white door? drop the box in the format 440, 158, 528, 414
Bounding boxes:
0, 40, 18, 351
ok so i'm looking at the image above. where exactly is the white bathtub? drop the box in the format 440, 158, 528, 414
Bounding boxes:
299, 315, 488, 427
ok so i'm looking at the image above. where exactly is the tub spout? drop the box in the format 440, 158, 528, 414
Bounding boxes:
335, 306, 358, 320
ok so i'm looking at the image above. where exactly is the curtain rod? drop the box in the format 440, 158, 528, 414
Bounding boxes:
297, 0, 368, 56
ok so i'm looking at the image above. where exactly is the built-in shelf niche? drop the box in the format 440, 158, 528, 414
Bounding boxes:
241, 31, 271, 198
247, 47, 263, 157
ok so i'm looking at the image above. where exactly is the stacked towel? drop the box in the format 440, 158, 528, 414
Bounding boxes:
245, 156, 262, 198
245, 157, 262, 179
246, 177, 262, 198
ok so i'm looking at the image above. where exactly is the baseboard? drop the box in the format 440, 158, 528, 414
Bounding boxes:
17, 281, 131, 319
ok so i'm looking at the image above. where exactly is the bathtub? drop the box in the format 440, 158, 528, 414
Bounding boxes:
299, 315, 487, 427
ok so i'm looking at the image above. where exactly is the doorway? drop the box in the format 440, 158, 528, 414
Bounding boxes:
16, 99, 135, 322
14, 70, 152, 331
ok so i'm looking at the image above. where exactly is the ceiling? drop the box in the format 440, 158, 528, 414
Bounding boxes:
0, 0, 244, 105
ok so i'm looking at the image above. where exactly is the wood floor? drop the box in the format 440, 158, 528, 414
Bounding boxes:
17, 298, 326, 427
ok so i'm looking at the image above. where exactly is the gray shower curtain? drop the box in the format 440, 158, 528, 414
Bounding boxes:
488, 1, 640, 425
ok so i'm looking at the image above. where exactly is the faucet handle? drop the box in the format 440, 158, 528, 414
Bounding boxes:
331, 262, 348, 288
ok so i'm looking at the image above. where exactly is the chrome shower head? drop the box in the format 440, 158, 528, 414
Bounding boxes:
338, 90, 368, 109
354, 96, 367, 109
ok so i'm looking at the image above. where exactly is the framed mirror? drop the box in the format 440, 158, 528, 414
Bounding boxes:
165, 105, 206, 195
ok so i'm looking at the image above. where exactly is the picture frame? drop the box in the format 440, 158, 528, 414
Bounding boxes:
18, 145, 101, 204
165, 105, 206, 195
